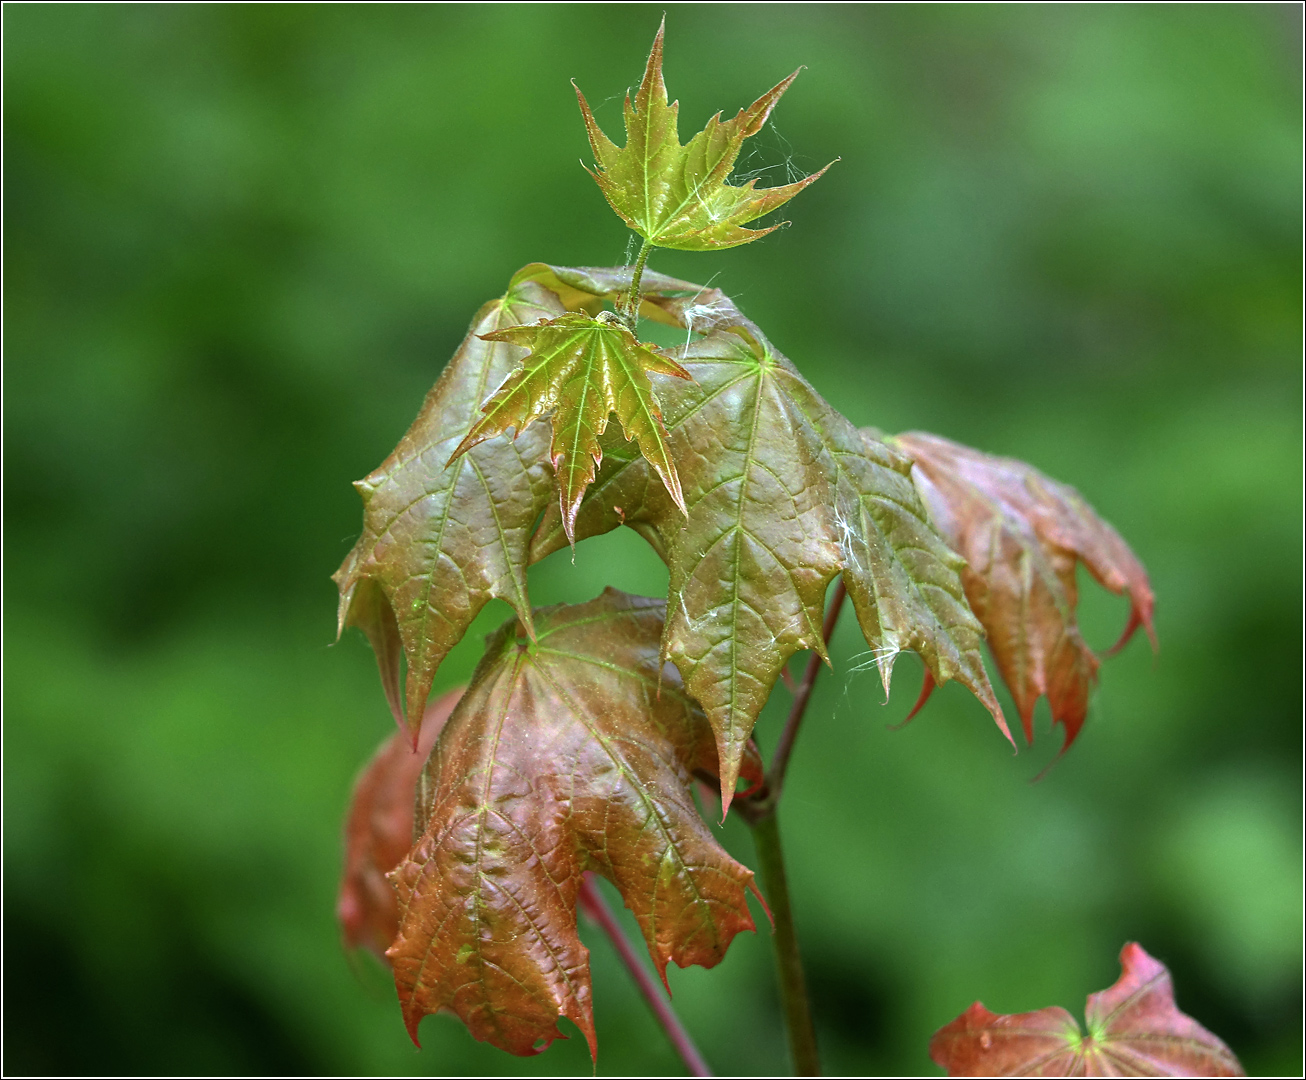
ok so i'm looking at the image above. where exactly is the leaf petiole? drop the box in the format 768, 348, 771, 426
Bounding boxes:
621, 238, 654, 330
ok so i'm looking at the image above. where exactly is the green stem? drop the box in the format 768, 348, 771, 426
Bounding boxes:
622, 238, 654, 328
748, 811, 821, 1077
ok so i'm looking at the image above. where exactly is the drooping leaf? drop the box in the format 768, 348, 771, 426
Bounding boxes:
332, 279, 562, 740
892, 432, 1156, 750
531, 294, 1008, 806
387, 589, 762, 1058
575, 20, 833, 251
333, 264, 704, 740
449, 312, 691, 542
337, 688, 464, 959
929, 942, 1244, 1077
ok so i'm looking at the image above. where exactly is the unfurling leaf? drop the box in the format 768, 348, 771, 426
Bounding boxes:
531, 294, 1008, 807
893, 432, 1156, 751
575, 20, 832, 250
449, 312, 691, 542
337, 688, 464, 958
929, 943, 1244, 1077
333, 264, 702, 741
387, 589, 762, 1058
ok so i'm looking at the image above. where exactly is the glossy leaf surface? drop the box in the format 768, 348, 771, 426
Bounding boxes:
894, 432, 1156, 750
387, 589, 761, 1058
332, 280, 561, 740
337, 688, 463, 958
334, 265, 704, 741
532, 293, 1007, 805
450, 312, 691, 542
930, 943, 1244, 1077
575, 21, 831, 250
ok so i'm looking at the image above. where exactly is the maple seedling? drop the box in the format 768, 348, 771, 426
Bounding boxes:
335, 20, 1236, 1079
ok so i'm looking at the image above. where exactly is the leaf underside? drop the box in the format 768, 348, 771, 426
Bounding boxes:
929, 943, 1244, 1077
337, 688, 464, 958
529, 290, 1008, 807
575, 19, 831, 250
386, 589, 761, 1058
449, 312, 691, 543
893, 432, 1156, 751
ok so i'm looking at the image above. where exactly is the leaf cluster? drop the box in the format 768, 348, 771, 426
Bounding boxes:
334, 262, 1154, 1054
333, 22, 1163, 1067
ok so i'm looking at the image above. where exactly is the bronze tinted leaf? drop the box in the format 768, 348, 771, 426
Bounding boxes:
575, 21, 832, 250
531, 295, 1007, 806
387, 589, 761, 1057
450, 312, 691, 542
332, 279, 562, 740
337, 688, 463, 958
893, 432, 1156, 750
929, 943, 1244, 1077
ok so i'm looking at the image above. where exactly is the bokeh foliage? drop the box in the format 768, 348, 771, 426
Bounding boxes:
4, 4, 1300, 1075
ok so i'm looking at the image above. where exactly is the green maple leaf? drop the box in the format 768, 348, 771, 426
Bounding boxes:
449, 310, 691, 542
575, 20, 833, 250
531, 292, 1008, 804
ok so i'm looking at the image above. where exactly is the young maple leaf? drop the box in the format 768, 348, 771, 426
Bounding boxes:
893, 432, 1156, 751
386, 589, 762, 1058
336, 688, 463, 959
574, 19, 833, 250
448, 310, 691, 542
929, 943, 1244, 1076
530, 295, 1010, 807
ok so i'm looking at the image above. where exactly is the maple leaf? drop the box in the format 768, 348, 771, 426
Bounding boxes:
531, 293, 1008, 806
337, 688, 463, 959
332, 278, 562, 741
892, 432, 1156, 751
448, 311, 691, 542
387, 589, 762, 1057
929, 943, 1244, 1077
333, 264, 703, 741
575, 20, 833, 250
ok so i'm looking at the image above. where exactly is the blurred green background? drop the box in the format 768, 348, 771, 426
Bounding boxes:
5, 4, 1301, 1076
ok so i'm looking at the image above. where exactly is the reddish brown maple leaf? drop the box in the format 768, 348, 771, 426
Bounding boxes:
386, 589, 762, 1058
337, 688, 464, 958
893, 432, 1156, 750
930, 943, 1244, 1077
